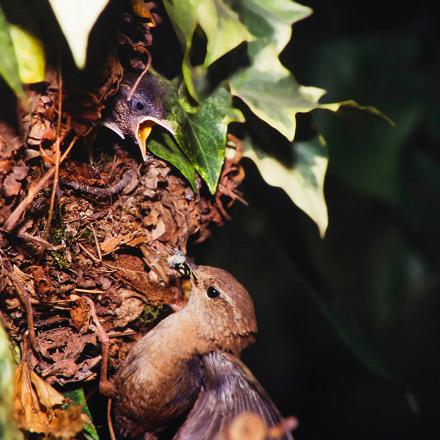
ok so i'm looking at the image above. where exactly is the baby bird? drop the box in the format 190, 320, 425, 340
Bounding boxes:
103, 72, 174, 161
114, 266, 292, 440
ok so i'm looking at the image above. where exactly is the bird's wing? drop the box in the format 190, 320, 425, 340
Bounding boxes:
174, 351, 293, 440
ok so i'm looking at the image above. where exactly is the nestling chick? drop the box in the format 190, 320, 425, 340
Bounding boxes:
103, 72, 173, 161
114, 266, 293, 440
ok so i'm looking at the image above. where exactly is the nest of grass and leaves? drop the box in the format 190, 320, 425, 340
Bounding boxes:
0, 0, 381, 438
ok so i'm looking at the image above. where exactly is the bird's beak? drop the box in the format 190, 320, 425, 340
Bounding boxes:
168, 279, 192, 312
102, 120, 125, 140
136, 117, 175, 162
137, 120, 154, 162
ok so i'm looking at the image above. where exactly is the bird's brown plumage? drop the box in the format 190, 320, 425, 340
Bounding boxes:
114, 265, 292, 440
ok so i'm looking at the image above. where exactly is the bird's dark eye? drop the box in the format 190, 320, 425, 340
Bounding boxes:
207, 286, 220, 299
131, 99, 145, 112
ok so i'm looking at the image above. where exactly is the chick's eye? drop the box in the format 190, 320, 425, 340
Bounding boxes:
131, 99, 145, 112
207, 286, 220, 299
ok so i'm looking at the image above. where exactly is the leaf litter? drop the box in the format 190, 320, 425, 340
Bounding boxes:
0, 1, 245, 438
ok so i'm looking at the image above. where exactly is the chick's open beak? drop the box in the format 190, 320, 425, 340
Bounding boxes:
135, 117, 175, 162
137, 120, 154, 161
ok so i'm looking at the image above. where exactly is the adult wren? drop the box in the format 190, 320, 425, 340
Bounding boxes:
103, 72, 174, 161
114, 265, 293, 439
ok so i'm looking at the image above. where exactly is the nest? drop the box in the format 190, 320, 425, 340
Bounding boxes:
0, 2, 244, 391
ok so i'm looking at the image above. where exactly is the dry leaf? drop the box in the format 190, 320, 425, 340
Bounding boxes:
12, 265, 35, 298
100, 232, 138, 254
3, 163, 28, 197
114, 290, 144, 328
107, 254, 176, 304
70, 297, 91, 332
14, 361, 89, 438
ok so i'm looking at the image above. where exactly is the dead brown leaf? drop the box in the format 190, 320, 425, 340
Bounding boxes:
70, 297, 91, 332
100, 232, 144, 254
0, 159, 13, 174
14, 361, 89, 439
106, 254, 176, 304
3, 162, 29, 197
30, 265, 56, 302
113, 289, 144, 328
37, 327, 96, 364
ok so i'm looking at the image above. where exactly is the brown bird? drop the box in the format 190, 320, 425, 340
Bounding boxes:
103, 72, 174, 161
114, 265, 293, 440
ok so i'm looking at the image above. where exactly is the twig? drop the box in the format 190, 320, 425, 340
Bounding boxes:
59, 169, 134, 199
74, 288, 105, 294
18, 231, 61, 250
91, 225, 102, 260
108, 329, 137, 338
107, 398, 117, 440
4, 136, 78, 232
0, 229, 61, 250
45, 72, 63, 239
78, 243, 101, 263
83, 296, 115, 397
218, 183, 248, 206
7, 270, 38, 352
127, 50, 152, 101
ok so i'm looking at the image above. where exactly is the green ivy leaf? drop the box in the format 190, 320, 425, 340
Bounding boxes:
152, 70, 243, 193
164, 0, 252, 98
244, 136, 329, 237
229, 0, 317, 141
0, 6, 23, 97
171, 87, 244, 193
229, 1, 390, 141
0, 0, 46, 89
163, 0, 202, 99
230, 47, 318, 140
233, 0, 311, 53
63, 388, 99, 440
48, 0, 109, 68
149, 133, 198, 191
9, 25, 45, 84
198, 0, 253, 67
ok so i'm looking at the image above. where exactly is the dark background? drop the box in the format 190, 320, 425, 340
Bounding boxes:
194, 2, 440, 439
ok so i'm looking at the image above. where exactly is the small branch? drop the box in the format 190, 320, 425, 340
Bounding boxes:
107, 398, 117, 440
45, 72, 63, 239
4, 136, 78, 232
127, 50, 152, 101
59, 170, 134, 199
91, 225, 102, 260
83, 296, 115, 397
73, 288, 105, 294
78, 243, 101, 263
7, 271, 38, 352
0, 229, 61, 250
108, 329, 137, 338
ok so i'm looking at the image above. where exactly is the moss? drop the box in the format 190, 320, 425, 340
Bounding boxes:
50, 251, 71, 269
49, 225, 66, 245
139, 304, 164, 325
77, 228, 93, 241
